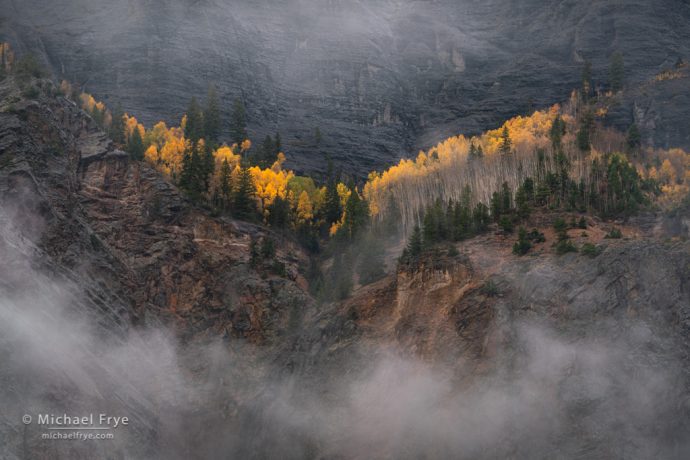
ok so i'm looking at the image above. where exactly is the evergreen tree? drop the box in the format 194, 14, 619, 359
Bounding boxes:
609, 51, 624, 92
184, 96, 204, 145
422, 208, 438, 245
472, 203, 490, 232
501, 182, 512, 213
515, 183, 531, 219
230, 98, 248, 145
109, 103, 125, 145
204, 84, 221, 144
626, 123, 641, 154
324, 162, 342, 224
202, 145, 215, 193
233, 166, 256, 218
512, 227, 532, 255
179, 142, 206, 197
219, 159, 232, 210
256, 134, 276, 168
499, 126, 512, 155
581, 59, 593, 100
490, 191, 502, 222
274, 132, 282, 156
550, 115, 566, 151
407, 225, 423, 260
577, 110, 593, 152
126, 127, 145, 160
343, 186, 368, 240
267, 196, 290, 229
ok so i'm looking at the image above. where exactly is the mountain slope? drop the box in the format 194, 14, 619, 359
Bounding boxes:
1, 75, 690, 458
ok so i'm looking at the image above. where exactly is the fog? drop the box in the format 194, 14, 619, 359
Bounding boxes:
1, 202, 688, 459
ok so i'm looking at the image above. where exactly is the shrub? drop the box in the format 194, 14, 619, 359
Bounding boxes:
499, 216, 514, 233
605, 228, 623, 239
481, 280, 499, 297
581, 243, 602, 257
553, 217, 568, 233
578, 217, 587, 229
447, 245, 459, 257
556, 239, 577, 255
527, 228, 546, 243
513, 227, 532, 256
21, 85, 39, 99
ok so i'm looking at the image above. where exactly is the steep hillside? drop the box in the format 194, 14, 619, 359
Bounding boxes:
1, 75, 690, 459
3, 0, 690, 175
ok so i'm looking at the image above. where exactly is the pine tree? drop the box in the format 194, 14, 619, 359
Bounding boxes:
515, 184, 531, 219
202, 144, 215, 193
219, 159, 232, 210
501, 182, 512, 213
267, 196, 290, 229
257, 134, 276, 168
274, 132, 282, 156
490, 191, 502, 222
550, 115, 566, 151
109, 103, 125, 145
343, 186, 368, 240
324, 162, 342, 224
609, 51, 624, 92
184, 96, 204, 145
126, 127, 145, 160
233, 166, 256, 218
577, 111, 593, 152
407, 225, 423, 259
512, 227, 532, 255
626, 123, 641, 154
230, 98, 248, 146
472, 203, 490, 232
581, 59, 593, 100
499, 126, 512, 155
204, 84, 221, 144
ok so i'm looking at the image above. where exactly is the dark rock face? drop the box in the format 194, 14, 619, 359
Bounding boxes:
3, 0, 690, 176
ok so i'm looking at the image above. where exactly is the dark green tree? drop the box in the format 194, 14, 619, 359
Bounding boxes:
324, 162, 342, 225
512, 227, 532, 255
342, 186, 369, 240
184, 96, 204, 145
609, 51, 624, 92
218, 159, 233, 210
499, 126, 512, 155
233, 166, 256, 218
490, 191, 502, 222
204, 84, 221, 143
472, 203, 490, 232
577, 110, 594, 152
406, 225, 423, 260
109, 103, 125, 145
230, 98, 248, 145
126, 127, 145, 160
626, 123, 641, 154
501, 182, 512, 213
581, 59, 593, 100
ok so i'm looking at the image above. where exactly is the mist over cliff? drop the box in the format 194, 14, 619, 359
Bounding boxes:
3, 0, 690, 175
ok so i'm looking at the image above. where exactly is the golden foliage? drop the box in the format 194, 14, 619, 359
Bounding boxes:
296, 191, 314, 223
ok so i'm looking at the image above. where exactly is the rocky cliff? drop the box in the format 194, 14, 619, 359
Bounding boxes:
3, 0, 690, 176
1, 76, 690, 459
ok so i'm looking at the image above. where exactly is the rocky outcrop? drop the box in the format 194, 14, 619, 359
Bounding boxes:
3, 0, 690, 176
